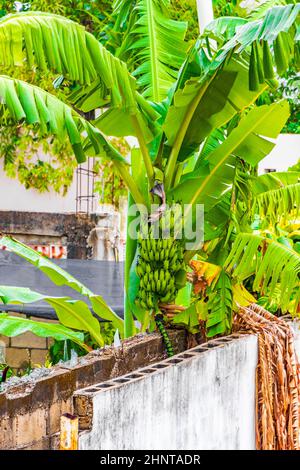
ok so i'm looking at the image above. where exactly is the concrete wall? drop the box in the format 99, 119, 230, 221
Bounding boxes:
0, 210, 111, 259
76, 334, 258, 450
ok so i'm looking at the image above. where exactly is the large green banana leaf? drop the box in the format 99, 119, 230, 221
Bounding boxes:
119, 0, 188, 102
0, 12, 134, 107
206, 270, 232, 337
202, 16, 248, 43
0, 11, 159, 141
0, 285, 104, 347
0, 237, 124, 336
217, 4, 300, 89
91, 92, 160, 143
46, 298, 104, 346
163, 4, 299, 187
0, 313, 87, 351
0, 76, 146, 203
0, 286, 45, 304
250, 171, 300, 222
169, 101, 290, 211
254, 183, 300, 223
196, 128, 226, 168
163, 53, 266, 161
247, 0, 287, 20
250, 171, 300, 195
225, 233, 300, 313
90, 296, 125, 334
0, 75, 126, 164
235, 169, 300, 205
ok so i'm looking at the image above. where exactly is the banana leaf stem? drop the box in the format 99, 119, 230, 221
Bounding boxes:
164, 76, 214, 190
124, 194, 138, 338
114, 161, 146, 206
131, 115, 155, 186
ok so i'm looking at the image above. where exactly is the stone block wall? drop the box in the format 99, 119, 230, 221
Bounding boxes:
0, 330, 188, 450
0, 313, 55, 372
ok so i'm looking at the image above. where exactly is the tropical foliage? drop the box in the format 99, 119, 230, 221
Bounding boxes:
0, 235, 124, 350
0, 2, 299, 351
0, 311, 87, 350
0, 0, 116, 196
0, 0, 298, 197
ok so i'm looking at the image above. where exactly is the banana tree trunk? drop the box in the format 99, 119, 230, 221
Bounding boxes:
124, 192, 138, 338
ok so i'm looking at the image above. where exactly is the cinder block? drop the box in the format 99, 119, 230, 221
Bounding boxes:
19, 437, 50, 450
78, 415, 93, 430
48, 401, 61, 436
74, 394, 93, 417
5, 347, 30, 369
50, 432, 60, 450
49, 400, 72, 435
0, 416, 13, 449
33, 368, 74, 404
61, 398, 72, 416
0, 335, 10, 347
12, 407, 48, 448
11, 332, 47, 349
30, 349, 48, 366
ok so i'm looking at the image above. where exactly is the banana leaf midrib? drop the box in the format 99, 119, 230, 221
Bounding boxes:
188, 102, 287, 207
145, 0, 160, 102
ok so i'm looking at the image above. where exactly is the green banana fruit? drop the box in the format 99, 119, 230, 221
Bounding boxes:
136, 211, 186, 310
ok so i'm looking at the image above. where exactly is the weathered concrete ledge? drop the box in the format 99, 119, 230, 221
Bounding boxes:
75, 333, 258, 450
0, 210, 102, 259
0, 330, 187, 450
1, 318, 299, 451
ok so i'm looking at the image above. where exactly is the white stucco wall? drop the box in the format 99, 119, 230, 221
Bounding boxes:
258, 134, 300, 174
0, 164, 77, 213
0, 133, 298, 214
78, 334, 258, 450
0, 160, 99, 214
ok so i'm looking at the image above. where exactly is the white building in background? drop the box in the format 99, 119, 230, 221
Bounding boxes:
0, 163, 79, 213
258, 134, 300, 174
0, 158, 125, 261
0, 132, 299, 211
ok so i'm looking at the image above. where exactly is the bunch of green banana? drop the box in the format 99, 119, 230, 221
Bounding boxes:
136, 234, 186, 310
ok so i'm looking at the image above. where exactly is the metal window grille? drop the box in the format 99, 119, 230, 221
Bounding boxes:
75, 157, 96, 214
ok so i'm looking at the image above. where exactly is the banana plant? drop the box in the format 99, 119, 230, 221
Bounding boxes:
0, 4, 299, 346
0, 283, 90, 352
0, 312, 88, 351
0, 236, 124, 347
185, 165, 300, 338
